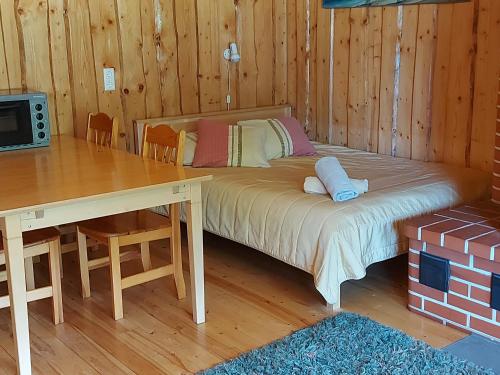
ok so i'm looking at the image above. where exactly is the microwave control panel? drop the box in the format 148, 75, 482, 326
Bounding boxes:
30, 94, 50, 146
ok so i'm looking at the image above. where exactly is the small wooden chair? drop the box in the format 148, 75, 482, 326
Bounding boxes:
0, 228, 63, 325
58, 113, 118, 260
77, 124, 187, 320
86, 112, 119, 148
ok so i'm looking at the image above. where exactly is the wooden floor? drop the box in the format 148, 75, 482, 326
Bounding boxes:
0, 231, 466, 374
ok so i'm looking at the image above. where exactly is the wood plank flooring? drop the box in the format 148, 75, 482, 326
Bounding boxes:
0, 231, 466, 374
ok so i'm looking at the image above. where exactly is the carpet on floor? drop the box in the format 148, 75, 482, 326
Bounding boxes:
201, 313, 495, 375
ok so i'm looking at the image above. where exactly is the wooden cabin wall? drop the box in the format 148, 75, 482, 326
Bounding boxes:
300, 0, 500, 172
0, 1, 498, 172
0, 0, 289, 151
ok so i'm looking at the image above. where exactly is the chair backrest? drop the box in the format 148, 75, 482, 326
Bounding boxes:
86, 112, 119, 148
141, 124, 186, 166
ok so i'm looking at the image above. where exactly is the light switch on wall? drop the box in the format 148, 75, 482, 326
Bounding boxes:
103, 68, 116, 91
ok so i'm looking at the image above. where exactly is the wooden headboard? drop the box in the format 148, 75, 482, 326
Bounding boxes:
133, 105, 291, 154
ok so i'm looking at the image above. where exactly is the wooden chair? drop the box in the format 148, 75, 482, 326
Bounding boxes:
0, 228, 63, 325
77, 124, 187, 320
58, 113, 118, 261
86, 112, 119, 148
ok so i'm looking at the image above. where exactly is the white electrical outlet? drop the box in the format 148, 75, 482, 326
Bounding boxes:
103, 68, 116, 91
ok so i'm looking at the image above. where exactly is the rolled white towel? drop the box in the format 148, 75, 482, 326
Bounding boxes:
315, 157, 359, 202
304, 176, 368, 195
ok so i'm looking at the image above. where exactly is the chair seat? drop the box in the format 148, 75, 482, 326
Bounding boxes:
77, 210, 171, 239
0, 227, 60, 251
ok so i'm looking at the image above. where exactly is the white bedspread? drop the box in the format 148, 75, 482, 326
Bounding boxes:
183, 144, 491, 305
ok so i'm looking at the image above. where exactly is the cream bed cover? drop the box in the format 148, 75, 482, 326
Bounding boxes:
183, 144, 491, 305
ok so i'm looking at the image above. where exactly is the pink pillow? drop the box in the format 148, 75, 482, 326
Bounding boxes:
277, 116, 316, 156
192, 119, 229, 167
192, 119, 269, 168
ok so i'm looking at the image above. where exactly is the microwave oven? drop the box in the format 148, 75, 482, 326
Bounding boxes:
0, 89, 50, 152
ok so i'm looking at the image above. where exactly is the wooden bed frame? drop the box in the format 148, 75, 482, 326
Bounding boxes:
132, 104, 491, 312
133, 105, 292, 154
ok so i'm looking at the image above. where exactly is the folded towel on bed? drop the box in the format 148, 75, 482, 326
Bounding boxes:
304, 176, 368, 195
315, 157, 359, 202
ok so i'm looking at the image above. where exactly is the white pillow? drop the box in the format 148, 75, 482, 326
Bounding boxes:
183, 132, 198, 166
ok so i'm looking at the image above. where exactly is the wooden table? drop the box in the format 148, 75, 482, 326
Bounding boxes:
0, 136, 211, 374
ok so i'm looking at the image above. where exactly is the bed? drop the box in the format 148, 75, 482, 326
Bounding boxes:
134, 105, 492, 307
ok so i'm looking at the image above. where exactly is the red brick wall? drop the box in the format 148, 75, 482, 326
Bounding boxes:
405, 202, 500, 341
409, 240, 500, 340
493, 78, 500, 204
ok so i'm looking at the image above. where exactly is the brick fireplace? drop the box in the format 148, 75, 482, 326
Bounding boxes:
405, 204, 500, 340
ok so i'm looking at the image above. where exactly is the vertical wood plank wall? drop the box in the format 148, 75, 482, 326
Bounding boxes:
0, 0, 289, 151
0, 1, 498, 172
308, 0, 500, 172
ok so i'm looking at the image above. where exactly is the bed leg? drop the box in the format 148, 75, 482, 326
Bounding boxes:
326, 301, 341, 311
326, 285, 342, 311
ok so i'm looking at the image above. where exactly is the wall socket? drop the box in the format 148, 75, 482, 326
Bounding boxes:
103, 68, 116, 91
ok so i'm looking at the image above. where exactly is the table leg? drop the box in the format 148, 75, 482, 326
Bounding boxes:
1, 215, 32, 375
170, 203, 186, 300
185, 182, 205, 324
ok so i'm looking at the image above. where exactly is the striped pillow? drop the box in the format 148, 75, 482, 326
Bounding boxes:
192, 119, 269, 168
238, 117, 316, 160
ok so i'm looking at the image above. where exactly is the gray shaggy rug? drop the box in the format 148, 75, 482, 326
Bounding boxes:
201, 312, 494, 375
